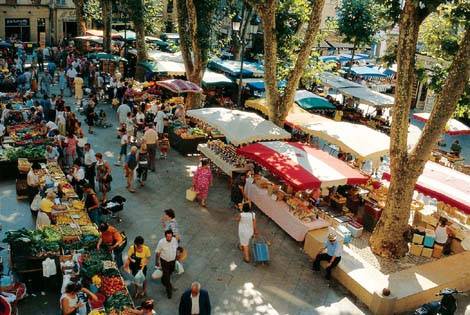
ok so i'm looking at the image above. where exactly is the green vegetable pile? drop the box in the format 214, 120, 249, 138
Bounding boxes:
80, 249, 112, 278
105, 291, 133, 311
4, 144, 47, 161
3, 228, 60, 256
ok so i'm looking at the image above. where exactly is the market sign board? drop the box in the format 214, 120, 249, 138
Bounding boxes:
5, 19, 30, 27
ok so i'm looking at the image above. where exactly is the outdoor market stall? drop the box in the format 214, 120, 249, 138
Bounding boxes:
237, 141, 369, 241
3, 161, 135, 313
208, 58, 264, 77
185, 107, 290, 175
186, 107, 291, 146
382, 161, 470, 256
413, 112, 470, 136
245, 102, 420, 166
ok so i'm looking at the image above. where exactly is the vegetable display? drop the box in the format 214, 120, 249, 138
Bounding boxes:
3, 228, 60, 256
100, 275, 126, 297
105, 292, 133, 312
3, 144, 47, 161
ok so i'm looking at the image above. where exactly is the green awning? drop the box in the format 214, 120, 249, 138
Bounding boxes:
137, 60, 158, 73
295, 90, 336, 111
87, 53, 127, 63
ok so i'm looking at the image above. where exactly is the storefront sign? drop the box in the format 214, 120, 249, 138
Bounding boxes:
5, 19, 30, 27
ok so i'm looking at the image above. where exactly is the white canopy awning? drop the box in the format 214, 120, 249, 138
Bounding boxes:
202, 71, 233, 87
319, 72, 362, 89
147, 50, 183, 63
340, 86, 395, 107
319, 72, 395, 107
154, 60, 186, 76
186, 108, 291, 146
287, 105, 420, 161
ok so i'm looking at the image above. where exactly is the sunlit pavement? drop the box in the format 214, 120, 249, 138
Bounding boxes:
3, 83, 467, 314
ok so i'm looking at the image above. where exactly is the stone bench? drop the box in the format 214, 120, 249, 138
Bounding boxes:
304, 228, 470, 314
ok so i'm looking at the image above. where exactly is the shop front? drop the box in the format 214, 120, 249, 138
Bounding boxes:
0, 5, 49, 44
4, 18, 30, 42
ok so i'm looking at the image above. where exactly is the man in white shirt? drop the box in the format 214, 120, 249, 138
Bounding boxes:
83, 143, 96, 190
155, 230, 178, 299
116, 103, 131, 125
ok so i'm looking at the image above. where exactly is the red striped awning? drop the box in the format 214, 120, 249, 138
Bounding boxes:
156, 79, 202, 94
413, 112, 470, 136
237, 141, 368, 190
383, 161, 470, 214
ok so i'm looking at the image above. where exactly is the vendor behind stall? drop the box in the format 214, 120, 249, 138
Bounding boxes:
450, 140, 462, 157
435, 217, 452, 255
27, 162, 42, 205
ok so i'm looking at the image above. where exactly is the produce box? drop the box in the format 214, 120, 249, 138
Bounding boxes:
409, 244, 423, 256
347, 220, 363, 238
421, 247, 433, 258
424, 232, 435, 248
432, 244, 443, 258
412, 233, 424, 245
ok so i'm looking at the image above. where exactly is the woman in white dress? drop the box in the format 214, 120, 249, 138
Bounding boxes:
236, 203, 257, 263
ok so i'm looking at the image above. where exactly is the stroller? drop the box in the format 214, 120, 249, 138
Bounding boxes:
95, 109, 112, 128
101, 195, 126, 223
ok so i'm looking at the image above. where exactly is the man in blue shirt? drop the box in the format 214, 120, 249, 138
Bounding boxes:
313, 232, 342, 280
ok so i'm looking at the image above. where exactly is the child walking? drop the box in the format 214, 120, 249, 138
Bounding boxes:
159, 133, 169, 159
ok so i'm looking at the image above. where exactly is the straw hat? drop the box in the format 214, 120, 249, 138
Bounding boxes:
327, 232, 337, 241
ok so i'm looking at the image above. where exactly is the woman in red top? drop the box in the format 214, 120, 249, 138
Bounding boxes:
65, 131, 78, 168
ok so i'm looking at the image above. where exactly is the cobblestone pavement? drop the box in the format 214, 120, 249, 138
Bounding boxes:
1, 84, 468, 315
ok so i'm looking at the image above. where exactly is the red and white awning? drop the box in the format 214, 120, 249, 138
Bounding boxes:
155, 79, 202, 94
383, 161, 470, 214
237, 141, 369, 190
413, 112, 470, 136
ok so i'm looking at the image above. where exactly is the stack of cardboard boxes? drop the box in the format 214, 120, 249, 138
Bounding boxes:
409, 229, 443, 258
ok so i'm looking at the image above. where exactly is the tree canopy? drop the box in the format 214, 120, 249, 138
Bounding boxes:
337, 0, 381, 49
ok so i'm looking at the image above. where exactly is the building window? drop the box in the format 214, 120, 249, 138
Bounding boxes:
5, 18, 30, 42
5, 0, 17, 4
56, 0, 66, 5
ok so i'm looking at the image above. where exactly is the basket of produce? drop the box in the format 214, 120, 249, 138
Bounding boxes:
17, 158, 31, 173
105, 291, 133, 313
100, 276, 126, 297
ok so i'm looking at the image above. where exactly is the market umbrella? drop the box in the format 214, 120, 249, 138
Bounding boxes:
413, 112, 470, 136
346, 66, 388, 79
156, 79, 203, 93
137, 60, 158, 73
294, 90, 336, 111
0, 41, 13, 48
237, 141, 368, 190
87, 53, 127, 63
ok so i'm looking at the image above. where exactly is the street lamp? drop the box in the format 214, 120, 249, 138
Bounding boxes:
233, 10, 260, 109
231, 14, 242, 32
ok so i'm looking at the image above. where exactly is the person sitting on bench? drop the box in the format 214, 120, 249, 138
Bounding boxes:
313, 232, 342, 280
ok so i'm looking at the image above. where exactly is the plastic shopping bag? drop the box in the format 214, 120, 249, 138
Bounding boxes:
151, 267, 163, 280
175, 261, 185, 275
186, 188, 197, 202
134, 270, 146, 287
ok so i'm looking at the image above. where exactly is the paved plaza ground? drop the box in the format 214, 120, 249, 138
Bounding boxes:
1, 86, 469, 314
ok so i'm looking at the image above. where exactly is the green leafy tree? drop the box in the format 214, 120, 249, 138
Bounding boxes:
418, 3, 469, 121
337, 0, 381, 72
248, 0, 327, 125
176, 0, 220, 108
83, 0, 102, 25
143, 0, 165, 36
